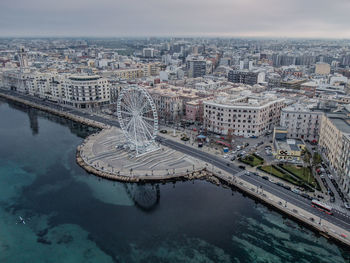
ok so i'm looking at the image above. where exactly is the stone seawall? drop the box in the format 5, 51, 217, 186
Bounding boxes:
76, 144, 212, 183
214, 173, 350, 248
0, 93, 109, 130
2, 90, 350, 249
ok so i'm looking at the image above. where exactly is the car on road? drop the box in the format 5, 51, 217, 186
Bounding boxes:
283, 185, 291, 190
230, 156, 236, 161
292, 188, 300, 194
301, 193, 312, 200
262, 176, 269, 180
344, 203, 350, 209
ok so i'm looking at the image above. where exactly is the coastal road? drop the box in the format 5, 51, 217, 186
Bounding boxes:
1, 88, 350, 232
241, 173, 350, 231
159, 137, 241, 174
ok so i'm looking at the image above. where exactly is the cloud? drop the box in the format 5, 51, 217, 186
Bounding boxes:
0, 0, 350, 38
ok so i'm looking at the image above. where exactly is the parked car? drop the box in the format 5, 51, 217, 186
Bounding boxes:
283, 185, 291, 190
301, 193, 311, 199
262, 176, 269, 180
292, 188, 300, 194
344, 203, 350, 209
238, 165, 246, 170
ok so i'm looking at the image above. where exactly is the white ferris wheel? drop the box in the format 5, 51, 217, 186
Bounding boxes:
116, 85, 159, 156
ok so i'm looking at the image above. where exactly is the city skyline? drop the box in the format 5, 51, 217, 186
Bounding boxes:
1, 0, 350, 38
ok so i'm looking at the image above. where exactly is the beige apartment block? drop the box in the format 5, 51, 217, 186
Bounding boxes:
319, 113, 350, 172
203, 93, 285, 137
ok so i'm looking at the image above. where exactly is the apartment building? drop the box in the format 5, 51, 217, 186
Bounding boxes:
146, 84, 200, 123
142, 63, 161, 77
280, 103, 323, 141
339, 135, 350, 196
186, 58, 206, 78
203, 93, 285, 137
62, 75, 110, 109
114, 68, 143, 80
319, 112, 350, 197
228, 70, 265, 86
185, 97, 213, 123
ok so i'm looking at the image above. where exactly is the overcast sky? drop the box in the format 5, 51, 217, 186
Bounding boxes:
1, 0, 350, 38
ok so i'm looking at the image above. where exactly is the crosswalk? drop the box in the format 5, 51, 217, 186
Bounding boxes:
331, 203, 350, 217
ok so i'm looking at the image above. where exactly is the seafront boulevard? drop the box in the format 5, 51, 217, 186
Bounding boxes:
1, 90, 350, 248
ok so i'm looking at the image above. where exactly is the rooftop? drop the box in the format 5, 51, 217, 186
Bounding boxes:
204, 92, 284, 108
329, 116, 350, 134
69, 75, 101, 81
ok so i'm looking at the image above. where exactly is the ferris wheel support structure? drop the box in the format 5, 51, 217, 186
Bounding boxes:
116, 85, 159, 156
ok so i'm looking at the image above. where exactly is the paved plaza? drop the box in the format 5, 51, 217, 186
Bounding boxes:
79, 127, 206, 178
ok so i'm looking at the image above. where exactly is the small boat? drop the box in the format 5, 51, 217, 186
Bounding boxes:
19, 216, 26, 224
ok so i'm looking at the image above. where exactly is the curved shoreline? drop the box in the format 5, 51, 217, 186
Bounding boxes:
76, 144, 210, 183
1, 90, 350, 249
0, 92, 108, 130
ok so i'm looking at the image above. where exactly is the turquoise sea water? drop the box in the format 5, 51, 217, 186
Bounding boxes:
0, 99, 349, 263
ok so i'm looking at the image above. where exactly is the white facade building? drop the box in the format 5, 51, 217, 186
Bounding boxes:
340, 135, 350, 196
2, 71, 110, 109
203, 93, 285, 137
62, 75, 110, 109
280, 103, 323, 141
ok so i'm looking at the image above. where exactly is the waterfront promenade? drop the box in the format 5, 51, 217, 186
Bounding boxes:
77, 127, 206, 182
1, 89, 350, 248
